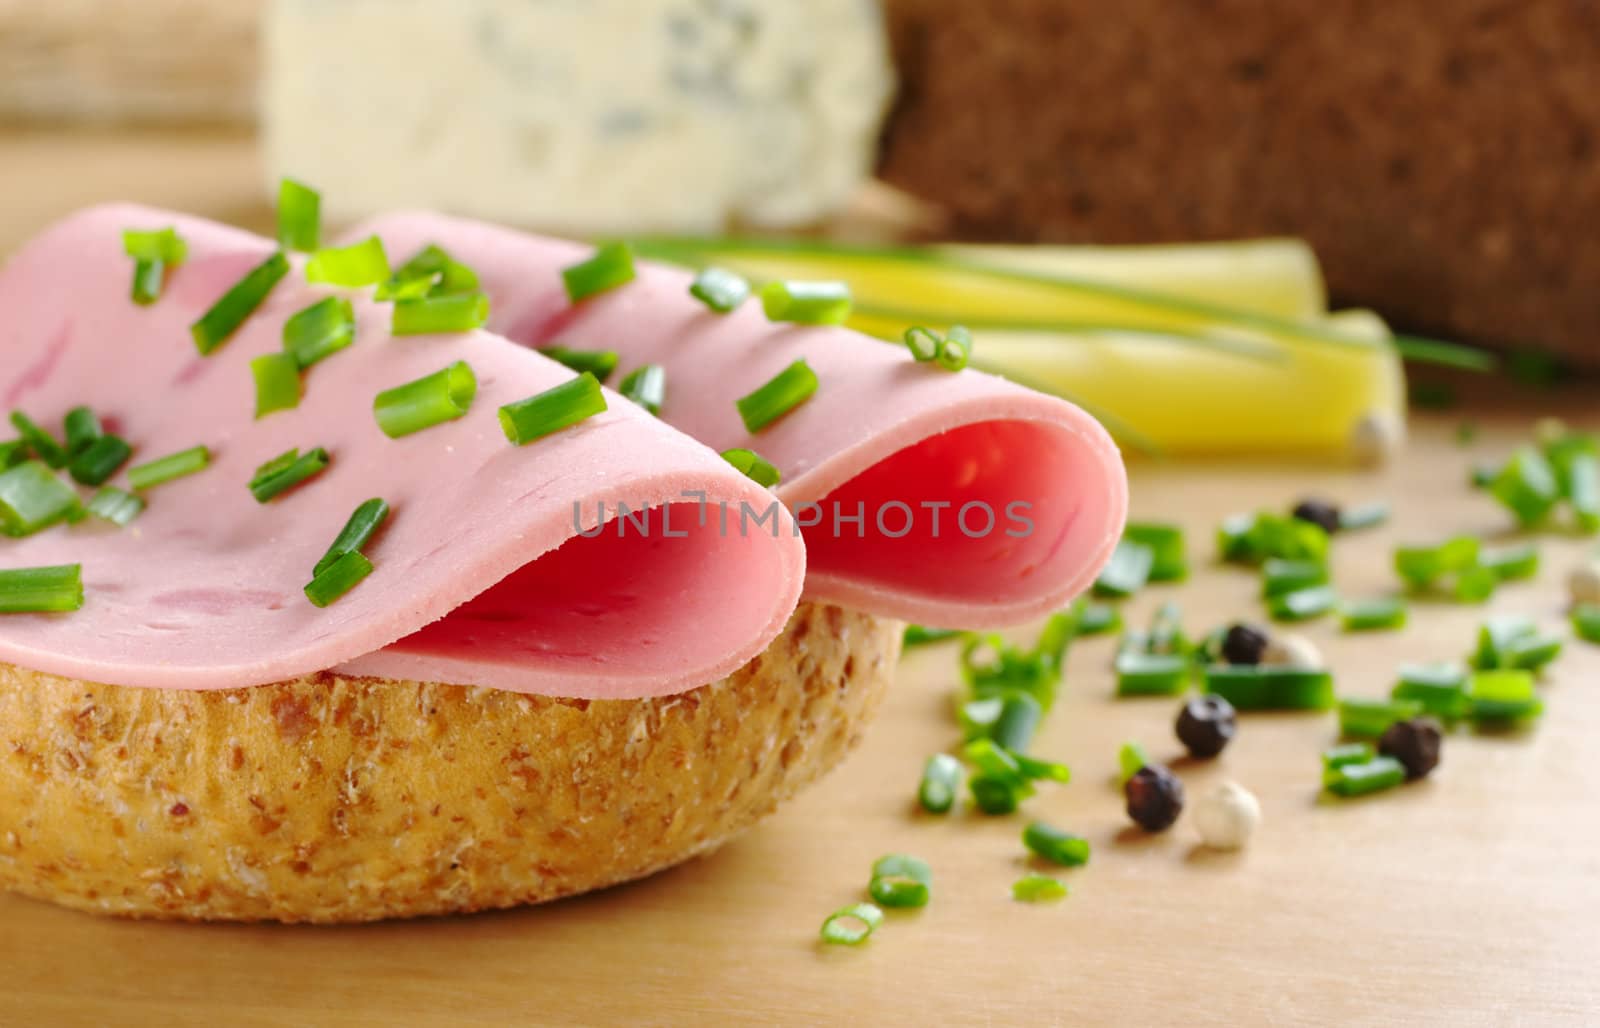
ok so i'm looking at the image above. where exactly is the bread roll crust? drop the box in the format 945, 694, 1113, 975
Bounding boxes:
0, 602, 899, 923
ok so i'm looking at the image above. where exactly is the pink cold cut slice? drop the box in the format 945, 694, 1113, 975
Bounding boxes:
0, 206, 805, 699
346, 214, 1129, 628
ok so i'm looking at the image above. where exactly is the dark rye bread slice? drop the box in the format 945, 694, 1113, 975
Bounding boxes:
878, 0, 1600, 367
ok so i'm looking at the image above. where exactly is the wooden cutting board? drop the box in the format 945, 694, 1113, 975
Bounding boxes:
1, 132, 1597, 1027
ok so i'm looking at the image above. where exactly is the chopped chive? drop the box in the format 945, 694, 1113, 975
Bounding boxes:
992, 692, 1043, 752
1262, 558, 1329, 598
0, 461, 82, 536
0, 564, 83, 614
1268, 584, 1338, 622
303, 550, 373, 608
86, 486, 144, 527
936, 325, 972, 372
314, 498, 390, 576
9, 412, 67, 468
964, 737, 1028, 784
1093, 539, 1155, 598
1572, 604, 1600, 645
562, 242, 636, 303
904, 326, 941, 362
819, 903, 883, 945
250, 353, 302, 419
918, 753, 963, 814
122, 226, 188, 264
1013, 752, 1071, 783
1453, 564, 1498, 604
735, 358, 818, 433
903, 624, 960, 647
379, 243, 480, 300
276, 177, 321, 252
1323, 756, 1406, 797
1489, 446, 1560, 526
958, 696, 1004, 741
1073, 600, 1123, 636
1012, 873, 1068, 903
1204, 665, 1335, 711
689, 267, 750, 312
721, 448, 779, 490
127, 445, 210, 491
499, 372, 606, 446
1340, 597, 1408, 632
1470, 616, 1536, 669
1481, 543, 1540, 582
1338, 697, 1423, 739
1569, 453, 1600, 532
1467, 669, 1543, 724
868, 854, 931, 908
1322, 742, 1374, 771
0, 440, 25, 469
247, 447, 330, 503
1338, 502, 1390, 532
1124, 522, 1187, 581
62, 406, 101, 456
1219, 511, 1329, 566
618, 364, 666, 415
539, 346, 619, 383
969, 774, 1026, 815
1114, 651, 1189, 696
373, 362, 477, 439
1395, 536, 1479, 590
283, 296, 356, 369
304, 236, 390, 287
391, 291, 491, 335
191, 251, 290, 356
1118, 741, 1150, 783
1393, 664, 1470, 720
130, 259, 165, 305
759, 280, 852, 325
1022, 822, 1090, 867
68, 434, 132, 487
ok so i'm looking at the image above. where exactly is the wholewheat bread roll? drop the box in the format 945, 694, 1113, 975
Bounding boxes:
0, 602, 899, 923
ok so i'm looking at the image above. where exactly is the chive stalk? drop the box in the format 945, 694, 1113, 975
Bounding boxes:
127, 446, 210, 490
86, 486, 144, 527
0, 461, 82, 536
1268, 584, 1339, 621
374, 362, 478, 438
688, 267, 749, 312
819, 903, 883, 945
759, 280, 852, 325
735, 359, 819, 433
9, 412, 67, 468
539, 346, 620, 383
498, 372, 607, 446
562, 242, 636, 303
379, 243, 480, 300
304, 236, 391, 287
62, 407, 102, 455
918, 753, 963, 814
1022, 822, 1090, 867
1204, 665, 1335, 711
251, 353, 303, 418
276, 178, 321, 252
0, 564, 84, 613
283, 296, 356, 369
1338, 697, 1423, 739
618, 364, 666, 415
248, 447, 330, 503
720, 448, 781, 488
191, 252, 290, 355
392, 291, 491, 335
904, 326, 941, 362
314, 498, 390, 576
68, 434, 132, 487
936, 325, 972, 371
1340, 597, 1408, 632
1094, 539, 1155, 598
1012, 874, 1068, 903
303, 550, 373, 608
1124, 522, 1187, 581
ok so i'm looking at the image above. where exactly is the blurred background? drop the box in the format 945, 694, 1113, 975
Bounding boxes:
2, 0, 1594, 457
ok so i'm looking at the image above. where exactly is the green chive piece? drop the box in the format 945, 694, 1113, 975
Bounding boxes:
1392, 663, 1470, 720
129, 258, 166, 305
903, 625, 960, 648
918, 753, 963, 814
960, 633, 1063, 711
1124, 522, 1187, 581
304, 236, 390, 287
1262, 558, 1329, 598
992, 692, 1043, 752
62, 407, 102, 456
904, 326, 941, 362
689, 267, 750, 313
303, 550, 373, 608
1500, 633, 1564, 673
1395, 536, 1480, 590
0, 564, 83, 614
1568, 453, 1600, 532
1322, 742, 1374, 771
1204, 665, 1335, 711
735, 359, 819, 433
936, 325, 973, 372
499, 372, 606, 446
1453, 564, 1498, 604
191, 251, 290, 356
1467, 669, 1543, 724
539, 346, 619, 383
1339, 502, 1391, 531
969, 774, 1026, 815
958, 696, 1005, 741
9, 412, 67, 468
374, 362, 478, 439
562, 242, 636, 303
1114, 651, 1189, 696
314, 498, 390, 577
964, 737, 1028, 782
0, 461, 82, 536
1338, 697, 1423, 739
719, 448, 781, 488
248, 447, 330, 503
759, 280, 852, 325
1268, 584, 1339, 622
1480, 543, 1540, 582
1469, 617, 1560, 671
379, 244, 481, 300
276, 178, 321, 252
1022, 822, 1090, 867
1323, 756, 1406, 797
1012, 874, 1068, 903
392, 291, 491, 336
1013, 753, 1071, 783
123, 226, 188, 264
283, 296, 356, 370
1073, 599, 1123, 636
868, 854, 931, 909
1572, 604, 1600, 645
1118, 741, 1150, 784
1219, 511, 1329, 566
1490, 446, 1561, 526
1340, 597, 1408, 632
819, 903, 883, 945
0, 440, 27, 470
86, 486, 144, 527
127, 446, 210, 490
250, 352, 302, 419
618, 364, 666, 415
68, 434, 132, 487
1094, 539, 1155, 598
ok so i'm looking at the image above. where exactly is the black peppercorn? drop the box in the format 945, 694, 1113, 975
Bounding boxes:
1378, 717, 1443, 780
1291, 498, 1342, 535
1176, 695, 1237, 758
1220, 623, 1269, 665
1124, 764, 1185, 831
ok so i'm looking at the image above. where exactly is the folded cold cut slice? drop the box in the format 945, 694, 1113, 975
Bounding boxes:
0, 206, 805, 698
347, 214, 1129, 627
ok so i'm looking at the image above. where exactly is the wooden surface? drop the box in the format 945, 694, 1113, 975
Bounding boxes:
2, 133, 1599, 1027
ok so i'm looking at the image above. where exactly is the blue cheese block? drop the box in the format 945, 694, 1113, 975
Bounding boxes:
262, 0, 895, 233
